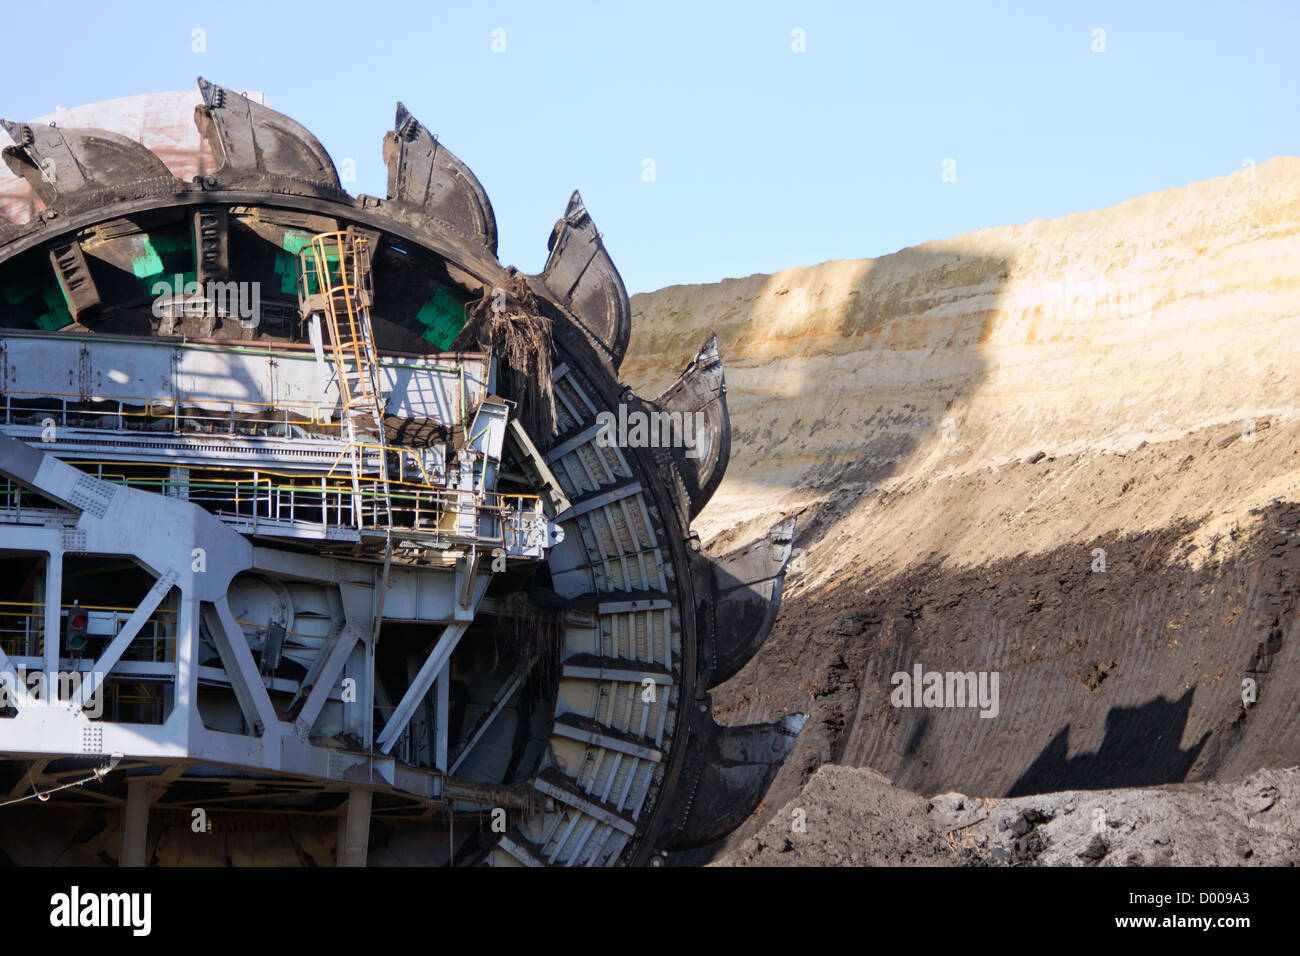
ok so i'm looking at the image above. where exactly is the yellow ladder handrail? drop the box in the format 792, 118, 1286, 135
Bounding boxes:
297, 231, 386, 424
297, 229, 393, 528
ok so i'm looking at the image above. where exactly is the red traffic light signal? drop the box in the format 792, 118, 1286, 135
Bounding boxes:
67, 601, 88, 651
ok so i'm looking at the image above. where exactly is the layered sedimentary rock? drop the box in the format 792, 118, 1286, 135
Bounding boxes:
624, 158, 1300, 850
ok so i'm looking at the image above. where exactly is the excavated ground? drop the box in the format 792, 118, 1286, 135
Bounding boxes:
625, 157, 1300, 865
715, 764, 1299, 867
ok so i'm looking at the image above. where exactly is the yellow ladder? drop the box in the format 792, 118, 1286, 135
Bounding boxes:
297, 229, 393, 528
297, 230, 387, 431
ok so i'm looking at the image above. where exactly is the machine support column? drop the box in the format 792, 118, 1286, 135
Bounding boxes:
43, 551, 62, 688
434, 669, 450, 772
120, 778, 151, 867
337, 788, 372, 867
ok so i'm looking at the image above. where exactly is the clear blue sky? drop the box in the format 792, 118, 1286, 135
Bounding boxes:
4, 1, 1297, 293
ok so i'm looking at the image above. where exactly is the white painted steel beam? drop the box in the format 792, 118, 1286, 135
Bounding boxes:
552, 718, 662, 762
449, 673, 522, 775
434, 669, 450, 772
497, 835, 546, 867
205, 598, 279, 737
534, 778, 635, 836
42, 552, 61, 686
376, 571, 488, 753
292, 624, 360, 736
553, 481, 643, 522
77, 569, 178, 712
376, 622, 467, 754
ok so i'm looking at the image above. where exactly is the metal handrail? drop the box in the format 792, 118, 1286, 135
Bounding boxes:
0, 468, 542, 542
0, 602, 174, 662
2, 387, 341, 433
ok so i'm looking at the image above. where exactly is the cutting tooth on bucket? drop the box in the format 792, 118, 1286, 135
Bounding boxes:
536, 190, 631, 371
1, 120, 173, 207
195, 77, 340, 190
384, 102, 498, 256
649, 334, 731, 523
664, 709, 808, 851
694, 516, 798, 689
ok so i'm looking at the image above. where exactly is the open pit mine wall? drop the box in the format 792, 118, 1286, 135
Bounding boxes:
622, 157, 1300, 814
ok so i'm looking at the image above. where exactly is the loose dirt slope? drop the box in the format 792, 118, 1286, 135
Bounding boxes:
715, 764, 1299, 867
624, 158, 1300, 860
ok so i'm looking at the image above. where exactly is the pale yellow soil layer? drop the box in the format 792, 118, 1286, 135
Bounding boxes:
624, 158, 1300, 589
630, 162, 1300, 863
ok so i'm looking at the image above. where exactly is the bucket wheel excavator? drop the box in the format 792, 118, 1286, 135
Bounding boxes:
0, 80, 803, 866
